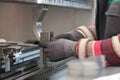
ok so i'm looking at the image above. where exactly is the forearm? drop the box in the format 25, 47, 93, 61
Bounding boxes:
75, 34, 120, 66
76, 25, 97, 40
55, 24, 96, 41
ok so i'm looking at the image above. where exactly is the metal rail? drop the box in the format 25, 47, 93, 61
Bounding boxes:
28, 57, 75, 80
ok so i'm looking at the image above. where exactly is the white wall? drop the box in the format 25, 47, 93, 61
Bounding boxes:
42, 6, 96, 36
0, 3, 36, 42
0, 1, 96, 42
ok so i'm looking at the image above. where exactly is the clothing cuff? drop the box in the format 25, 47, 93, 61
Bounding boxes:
77, 26, 94, 40
78, 38, 92, 59
111, 35, 120, 57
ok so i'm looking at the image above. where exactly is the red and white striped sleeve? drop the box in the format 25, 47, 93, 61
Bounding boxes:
75, 34, 120, 66
76, 24, 97, 40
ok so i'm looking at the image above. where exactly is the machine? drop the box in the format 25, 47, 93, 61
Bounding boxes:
0, 42, 40, 80
0, 0, 92, 79
0, 33, 74, 80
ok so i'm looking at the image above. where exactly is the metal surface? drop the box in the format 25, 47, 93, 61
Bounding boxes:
50, 67, 120, 80
27, 57, 75, 80
33, 5, 48, 40
0, 0, 37, 4
27, 57, 120, 80
37, 5, 48, 22
0, 42, 40, 80
0, 0, 93, 10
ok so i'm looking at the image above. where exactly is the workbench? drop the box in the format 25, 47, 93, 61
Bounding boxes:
49, 67, 120, 80
7, 60, 120, 80
3, 54, 118, 80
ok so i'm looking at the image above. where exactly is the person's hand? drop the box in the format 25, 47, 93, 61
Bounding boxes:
55, 30, 84, 41
43, 39, 77, 61
55, 33, 74, 40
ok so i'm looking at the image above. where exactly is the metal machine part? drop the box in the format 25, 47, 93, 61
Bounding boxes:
0, 0, 93, 10
27, 57, 75, 80
33, 5, 48, 40
26, 32, 75, 80
0, 42, 40, 80
40, 32, 54, 70
0, 32, 73, 80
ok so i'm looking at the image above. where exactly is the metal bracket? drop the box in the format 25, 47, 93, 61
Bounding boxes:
37, 5, 48, 22
33, 5, 48, 40
36, 5, 48, 31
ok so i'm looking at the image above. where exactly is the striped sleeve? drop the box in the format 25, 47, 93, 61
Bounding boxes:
75, 34, 120, 66
76, 25, 97, 40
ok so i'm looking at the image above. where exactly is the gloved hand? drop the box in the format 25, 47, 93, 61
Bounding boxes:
43, 39, 77, 61
55, 30, 84, 41
26, 40, 48, 48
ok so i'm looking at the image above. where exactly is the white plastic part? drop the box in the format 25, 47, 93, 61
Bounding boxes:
82, 61, 99, 70
67, 59, 99, 77
58, 58, 101, 80
81, 61, 99, 77
67, 60, 82, 77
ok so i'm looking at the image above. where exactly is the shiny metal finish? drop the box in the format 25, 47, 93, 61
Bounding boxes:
0, 42, 40, 80
0, 0, 93, 9
0, 0, 37, 3
33, 5, 48, 40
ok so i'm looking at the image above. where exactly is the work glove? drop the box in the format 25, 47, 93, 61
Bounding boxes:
55, 30, 84, 41
26, 40, 48, 48
43, 39, 77, 61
